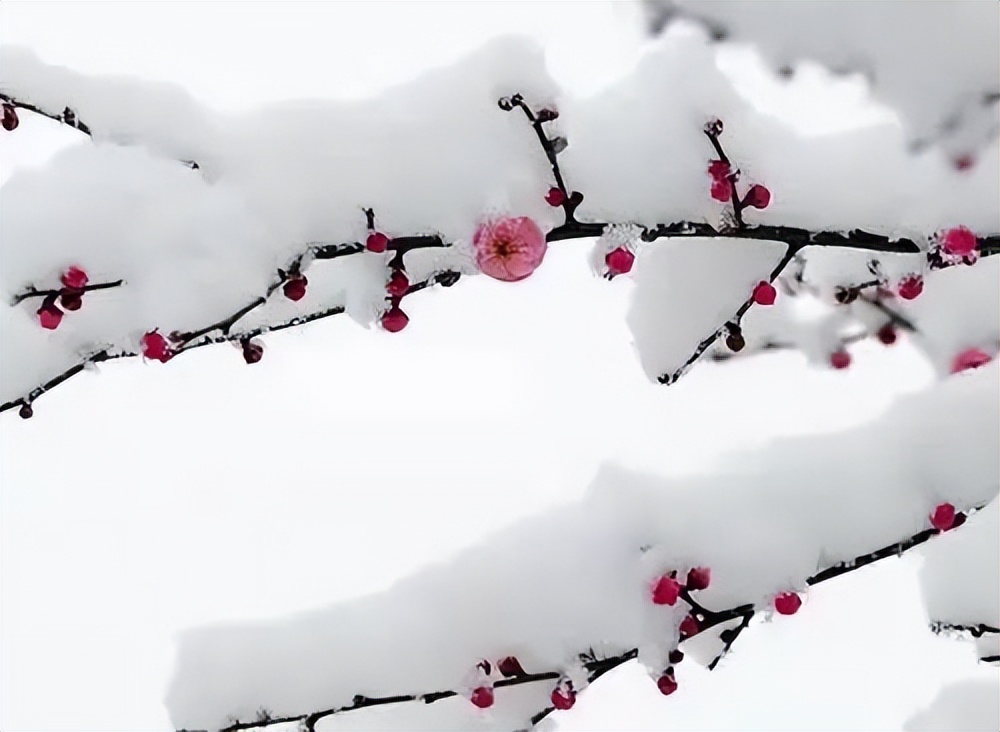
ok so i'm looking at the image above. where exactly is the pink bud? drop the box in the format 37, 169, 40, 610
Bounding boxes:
743, 185, 771, 209
283, 275, 308, 302
752, 281, 776, 306
605, 247, 635, 276
497, 656, 525, 677
953, 155, 975, 171
941, 227, 977, 257
652, 575, 681, 606
951, 348, 991, 374
710, 177, 731, 203
60, 290, 83, 311
774, 592, 802, 615
707, 160, 730, 180
551, 687, 576, 710
386, 270, 409, 298
61, 266, 89, 290
898, 275, 923, 300
141, 331, 173, 363
37, 301, 64, 330
876, 324, 897, 346
656, 672, 678, 696
381, 306, 409, 333
241, 339, 264, 364
685, 567, 711, 591
366, 232, 390, 253
678, 614, 699, 638
830, 350, 852, 370
470, 686, 494, 709
545, 187, 567, 207
929, 502, 956, 532
1, 104, 18, 132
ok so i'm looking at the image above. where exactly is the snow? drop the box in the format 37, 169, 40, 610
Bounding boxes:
650, 1, 1000, 159
167, 364, 999, 731
905, 679, 1000, 732
4, 28, 996, 406
627, 237, 786, 379
919, 502, 999, 631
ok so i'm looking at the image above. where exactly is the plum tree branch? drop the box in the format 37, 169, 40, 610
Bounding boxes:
4, 92, 1000, 416
174, 503, 986, 732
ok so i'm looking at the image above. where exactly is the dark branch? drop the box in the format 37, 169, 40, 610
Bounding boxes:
10, 279, 125, 306
703, 127, 745, 228
186, 504, 986, 732
1, 93, 199, 169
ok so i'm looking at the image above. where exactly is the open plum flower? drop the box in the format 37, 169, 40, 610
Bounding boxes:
473, 216, 547, 282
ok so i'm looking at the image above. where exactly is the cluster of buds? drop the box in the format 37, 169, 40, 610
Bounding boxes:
36, 266, 91, 330
704, 119, 771, 212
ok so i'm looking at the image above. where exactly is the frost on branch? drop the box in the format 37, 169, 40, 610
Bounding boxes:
166, 365, 998, 731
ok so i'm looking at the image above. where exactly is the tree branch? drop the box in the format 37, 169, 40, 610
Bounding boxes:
10, 279, 125, 306
5, 90, 999, 416
176, 503, 987, 732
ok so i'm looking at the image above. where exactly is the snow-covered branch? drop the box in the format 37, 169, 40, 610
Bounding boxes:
171, 507, 984, 732
165, 366, 999, 731
3, 83, 997, 416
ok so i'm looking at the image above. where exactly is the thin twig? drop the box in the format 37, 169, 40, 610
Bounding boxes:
11, 279, 125, 306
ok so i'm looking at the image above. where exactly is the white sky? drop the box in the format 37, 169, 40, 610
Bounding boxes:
0, 2, 989, 731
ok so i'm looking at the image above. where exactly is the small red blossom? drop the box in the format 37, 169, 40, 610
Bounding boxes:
686, 567, 711, 591
605, 247, 635, 276
652, 575, 681, 606
141, 331, 173, 363
678, 614, 699, 638
283, 275, 308, 302
929, 503, 956, 532
60, 291, 83, 311
497, 656, 525, 677
830, 350, 852, 370
743, 184, 771, 209
774, 592, 802, 615
37, 299, 64, 330
470, 686, 494, 709
941, 226, 977, 257
951, 348, 992, 374
898, 275, 923, 300
551, 687, 576, 710
241, 339, 264, 364
752, 280, 776, 306
876, 324, 897, 346
707, 160, 731, 180
381, 306, 409, 333
545, 187, 567, 207
710, 177, 731, 202
1, 104, 18, 132
366, 232, 390, 253
386, 270, 409, 298
61, 266, 89, 290
656, 672, 678, 696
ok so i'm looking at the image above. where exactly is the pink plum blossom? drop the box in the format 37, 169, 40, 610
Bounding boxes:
473, 216, 547, 282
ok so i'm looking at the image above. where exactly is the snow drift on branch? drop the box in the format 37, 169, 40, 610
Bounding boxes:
644, 1, 1000, 159
167, 364, 999, 731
